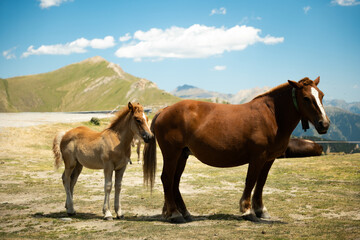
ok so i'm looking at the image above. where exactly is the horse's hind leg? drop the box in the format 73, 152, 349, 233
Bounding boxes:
160, 148, 185, 223
62, 166, 76, 216
173, 148, 192, 221
70, 162, 83, 199
252, 160, 274, 219
114, 166, 126, 219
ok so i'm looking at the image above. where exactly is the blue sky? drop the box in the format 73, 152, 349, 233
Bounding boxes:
1, 0, 360, 102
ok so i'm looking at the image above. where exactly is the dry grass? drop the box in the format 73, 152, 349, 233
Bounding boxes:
0, 120, 359, 239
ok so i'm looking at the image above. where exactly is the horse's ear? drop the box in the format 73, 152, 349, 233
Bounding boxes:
314, 76, 320, 86
128, 102, 134, 112
288, 80, 302, 89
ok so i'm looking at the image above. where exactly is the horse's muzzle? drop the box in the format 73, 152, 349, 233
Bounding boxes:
142, 132, 153, 143
315, 119, 330, 134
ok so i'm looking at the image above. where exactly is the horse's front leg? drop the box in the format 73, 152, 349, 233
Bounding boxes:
240, 161, 264, 221
103, 165, 114, 220
114, 165, 127, 219
252, 160, 274, 219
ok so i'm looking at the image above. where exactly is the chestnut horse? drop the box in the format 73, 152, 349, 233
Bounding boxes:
143, 77, 329, 223
279, 138, 323, 158
53, 102, 153, 220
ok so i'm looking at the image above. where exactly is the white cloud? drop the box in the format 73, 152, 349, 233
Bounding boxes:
210, 7, 226, 16
303, 6, 311, 14
22, 36, 115, 58
119, 33, 132, 42
39, 0, 72, 9
115, 24, 284, 61
3, 47, 16, 60
214, 65, 226, 71
90, 36, 115, 49
331, 0, 360, 6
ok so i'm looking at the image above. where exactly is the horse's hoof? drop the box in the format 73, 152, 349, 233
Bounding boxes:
254, 207, 271, 219
116, 214, 124, 220
169, 215, 186, 224
256, 211, 271, 219
242, 213, 260, 222
104, 216, 113, 221
184, 214, 193, 222
67, 212, 76, 217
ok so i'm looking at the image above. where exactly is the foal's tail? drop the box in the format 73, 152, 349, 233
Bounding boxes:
53, 131, 65, 169
143, 110, 162, 190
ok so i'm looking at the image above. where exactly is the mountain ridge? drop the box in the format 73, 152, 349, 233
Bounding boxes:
0, 56, 179, 112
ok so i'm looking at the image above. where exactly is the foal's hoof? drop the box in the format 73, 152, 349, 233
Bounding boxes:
116, 214, 124, 220
104, 216, 113, 221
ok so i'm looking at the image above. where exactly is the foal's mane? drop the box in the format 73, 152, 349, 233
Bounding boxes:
108, 106, 131, 130
107, 103, 143, 131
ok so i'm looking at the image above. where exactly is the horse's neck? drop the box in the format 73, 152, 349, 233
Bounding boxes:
109, 115, 135, 146
265, 86, 301, 137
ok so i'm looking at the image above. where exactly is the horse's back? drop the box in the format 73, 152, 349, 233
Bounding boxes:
60, 126, 105, 168
154, 100, 275, 167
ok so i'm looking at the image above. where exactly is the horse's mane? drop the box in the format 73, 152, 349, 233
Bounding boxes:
108, 106, 130, 130
108, 103, 144, 130
253, 77, 311, 100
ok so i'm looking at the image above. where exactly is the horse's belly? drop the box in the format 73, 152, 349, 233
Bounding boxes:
191, 149, 249, 168
76, 152, 103, 169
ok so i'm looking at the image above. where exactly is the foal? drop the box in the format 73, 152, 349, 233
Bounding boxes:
53, 102, 153, 220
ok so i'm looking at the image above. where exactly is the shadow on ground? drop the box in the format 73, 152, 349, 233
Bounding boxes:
33, 212, 287, 225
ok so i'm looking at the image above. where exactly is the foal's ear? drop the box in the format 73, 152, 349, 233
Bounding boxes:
288, 80, 302, 89
128, 102, 134, 112
314, 76, 320, 86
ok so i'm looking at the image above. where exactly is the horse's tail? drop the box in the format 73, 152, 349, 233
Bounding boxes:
143, 109, 163, 190
53, 131, 65, 169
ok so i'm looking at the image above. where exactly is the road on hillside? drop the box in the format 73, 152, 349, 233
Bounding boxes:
0, 112, 114, 128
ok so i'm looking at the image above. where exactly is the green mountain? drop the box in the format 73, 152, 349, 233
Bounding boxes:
0, 56, 180, 112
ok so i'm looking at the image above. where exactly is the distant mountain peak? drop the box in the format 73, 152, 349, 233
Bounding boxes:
175, 84, 197, 91
80, 56, 107, 64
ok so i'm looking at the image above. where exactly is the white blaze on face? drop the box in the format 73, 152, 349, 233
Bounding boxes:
311, 87, 327, 119
143, 113, 150, 129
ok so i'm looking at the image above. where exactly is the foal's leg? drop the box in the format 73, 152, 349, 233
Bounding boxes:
70, 162, 83, 199
114, 166, 127, 219
62, 152, 77, 216
103, 165, 114, 220
137, 141, 141, 164
252, 160, 274, 219
62, 166, 76, 215
240, 161, 265, 221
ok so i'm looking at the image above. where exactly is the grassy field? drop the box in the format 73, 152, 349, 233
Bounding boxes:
0, 119, 359, 239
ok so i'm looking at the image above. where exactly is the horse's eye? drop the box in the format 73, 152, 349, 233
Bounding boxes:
303, 97, 311, 103
136, 119, 142, 124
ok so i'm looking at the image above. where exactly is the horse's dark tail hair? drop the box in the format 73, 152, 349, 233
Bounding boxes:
143, 110, 162, 191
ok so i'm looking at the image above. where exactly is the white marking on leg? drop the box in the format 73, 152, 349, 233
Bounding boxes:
311, 87, 327, 119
